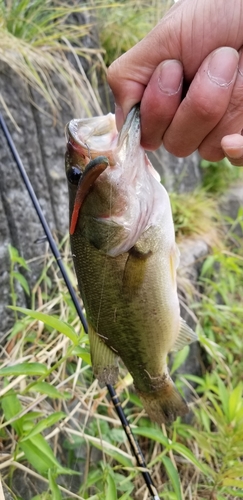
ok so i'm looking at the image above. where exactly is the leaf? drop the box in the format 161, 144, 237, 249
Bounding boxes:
0, 362, 48, 377
104, 472, 117, 500
216, 375, 229, 420
228, 383, 243, 422
161, 456, 182, 500
21, 412, 66, 442
132, 427, 170, 447
172, 443, 211, 476
223, 488, 243, 498
170, 345, 189, 375
20, 439, 56, 476
91, 442, 133, 469
13, 271, 30, 295
7, 321, 26, 339
72, 345, 91, 364
8, 245, 29, 270
48, 470, 62, 500
223, 478, 243, 488
224, 465, 243, 479
8, 307, 79, 344
20, 433, 78, 476
200, 255, 216, 277
119, 493, 133, 500
1, 389, 23, 435
31, 382, 70, 400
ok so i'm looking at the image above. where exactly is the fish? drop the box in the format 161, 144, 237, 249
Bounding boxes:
65, 105, 197, 424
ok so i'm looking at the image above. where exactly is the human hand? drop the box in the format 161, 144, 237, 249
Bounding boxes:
107, 0, 243, 166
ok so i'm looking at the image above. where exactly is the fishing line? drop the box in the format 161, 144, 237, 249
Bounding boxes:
0, 112, 160, 500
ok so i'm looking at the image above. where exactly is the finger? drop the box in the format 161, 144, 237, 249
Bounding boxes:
163, 47, 239, 157
107, 0, 243, 126
221, 134, 243, 166
139, 60, 183, 150
198, 49, 243, 161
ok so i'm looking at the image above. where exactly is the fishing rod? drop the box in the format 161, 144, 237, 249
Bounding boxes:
0, 112, 160, 500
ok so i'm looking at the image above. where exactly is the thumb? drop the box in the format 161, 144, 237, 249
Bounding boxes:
221, 134, 243, 167
107, 22, 175, 126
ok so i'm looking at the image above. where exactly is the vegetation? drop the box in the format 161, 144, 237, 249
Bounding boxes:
1, 0, 243, 499
0, 0, 104, 118
201, 158, 240, 194
1, 206, 243, 499
95, 0, 173, 66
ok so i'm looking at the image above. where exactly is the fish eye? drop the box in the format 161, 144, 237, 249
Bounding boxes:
66, 165, 82, 185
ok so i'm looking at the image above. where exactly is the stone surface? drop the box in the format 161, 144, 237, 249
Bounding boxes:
219, 181, 243, 235
148, 147, 202, 192
0, 3, 103, 340
176, 238, 209, 414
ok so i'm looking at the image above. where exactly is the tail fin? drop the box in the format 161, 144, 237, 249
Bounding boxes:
136, 379, 189, 425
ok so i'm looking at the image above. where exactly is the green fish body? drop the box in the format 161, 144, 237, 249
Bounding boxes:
65, 106, 197, 424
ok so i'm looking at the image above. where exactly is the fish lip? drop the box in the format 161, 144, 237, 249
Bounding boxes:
65, 114, 118, 166
117, 104, 140, 150
65, 105, 141, 163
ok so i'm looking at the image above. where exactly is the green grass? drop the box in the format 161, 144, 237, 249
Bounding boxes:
201, 158, 241, 194
1, 207, 243, 499
95, 0, 173, 66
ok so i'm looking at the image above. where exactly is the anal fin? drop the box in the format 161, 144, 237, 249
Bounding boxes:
88, 322, 119, 386
172, 317, 198, 352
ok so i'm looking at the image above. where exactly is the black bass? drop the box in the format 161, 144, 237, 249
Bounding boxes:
65, 106, 197, 424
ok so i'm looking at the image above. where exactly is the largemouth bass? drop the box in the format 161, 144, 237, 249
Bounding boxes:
65, 106, 197, 424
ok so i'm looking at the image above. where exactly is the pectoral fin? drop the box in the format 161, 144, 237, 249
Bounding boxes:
88, 322, 119, 386
172, 318, 198, 351
122, 245, 152, 293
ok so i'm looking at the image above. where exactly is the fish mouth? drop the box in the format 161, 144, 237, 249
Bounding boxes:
66, 113, 118, 168
66, 114, 118, 234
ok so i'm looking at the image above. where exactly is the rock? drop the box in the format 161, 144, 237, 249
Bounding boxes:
219, 181, 243, 236
148, 147, 202, 192
173, 238, 209, 420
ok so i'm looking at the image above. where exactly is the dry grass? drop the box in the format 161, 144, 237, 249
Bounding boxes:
0, 0, 105, 118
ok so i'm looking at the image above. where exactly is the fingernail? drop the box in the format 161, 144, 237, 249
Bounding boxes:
223, 146, 243, 159
158, 60, 183, 95
115, 104, 124, 131
221, 134, 243, 159
208, 47, 239, 87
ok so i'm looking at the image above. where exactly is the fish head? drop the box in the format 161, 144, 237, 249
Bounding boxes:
65, 106, 169, 256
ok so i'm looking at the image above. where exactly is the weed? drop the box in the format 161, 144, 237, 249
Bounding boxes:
170, 190, 223, 247
0, 0, 104, 117
201, 158, 241, 194
95, 0, 173, 66
1, 208, 243, 499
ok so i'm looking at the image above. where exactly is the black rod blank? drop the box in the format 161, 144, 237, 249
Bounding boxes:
0, 112, 160, 500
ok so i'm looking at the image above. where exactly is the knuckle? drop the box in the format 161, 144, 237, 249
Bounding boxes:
228, 89, 243, 117
198, 143, 224, 162
188, 93, 223, 122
